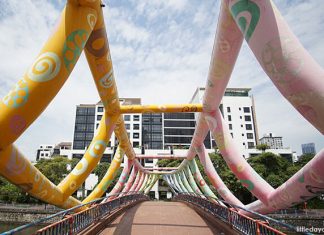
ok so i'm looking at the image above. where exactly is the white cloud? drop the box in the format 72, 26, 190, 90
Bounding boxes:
0, 0, 323, 161
113, 20, 150, 43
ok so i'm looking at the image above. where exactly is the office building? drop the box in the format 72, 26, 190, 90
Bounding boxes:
53, 142, 72, 157
141, 112, 212, 150
142, 113, 163, 149
36, 144, 55, 161
190, 87, 259, 158
163, 112, 212, 149
259, 133, 283, 149
301, 143, 316, 155
72, 98, 142, 161
35, 142, 71, 161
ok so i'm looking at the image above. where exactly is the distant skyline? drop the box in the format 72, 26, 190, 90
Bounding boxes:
0, 0, 323, 160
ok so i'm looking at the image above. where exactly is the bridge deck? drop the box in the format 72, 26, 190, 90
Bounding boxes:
98, 201, 226, 235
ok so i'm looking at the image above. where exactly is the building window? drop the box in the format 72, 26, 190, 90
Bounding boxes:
133, 115, 140, 121
73, 141, 84, 150
227, 107, 231, 113
151, 142, 163, 149
133, 124, 140, 130
244, 115, 251, 121
125, 124, 130, 130
87, 124, 94, 132
239, 107, 241, 111
164, 128, 194, 135
229, 124, 232, 130
97, 115, 102, 121
242, 133, 244, 136
76, 107, 88, 115
248, 142, 255, 149
133, 133, 139, 139
86, 133, 93, 140
75, 132, 85, 139
76, 115, 87, 124
87, 115, 95, 123
87, 107, 95, 115
230, 133, 233, 138
243, 107, 250, 113
228, 115, 232, 121
164, 136, 192, 144
133, 141, 140, 147
152, 134, 162, 141
164, 120, 195, 128
164, 113, 194, 119
97, 107, 104, 112
247, 133, 254, 139
96, 123, 99, 129
75, 124, 86, 131
240, 116, 242, 119
124, 115, 130, 121
246, 124, 252, 130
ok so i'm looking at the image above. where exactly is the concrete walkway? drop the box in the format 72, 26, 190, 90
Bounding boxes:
99, 201, 224, 235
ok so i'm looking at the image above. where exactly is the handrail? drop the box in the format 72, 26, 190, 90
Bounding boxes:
2, 192, 148, 235
174, 193, 312, 235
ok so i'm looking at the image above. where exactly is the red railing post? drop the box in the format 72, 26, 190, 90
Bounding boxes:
256, 221, 261, 235
228, 208, 234, 229
68, 215, 74, 235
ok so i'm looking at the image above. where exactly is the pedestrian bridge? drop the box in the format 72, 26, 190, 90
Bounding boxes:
4, 193, 294, 235
1, 0, 323, 234
96, 201, 225, 235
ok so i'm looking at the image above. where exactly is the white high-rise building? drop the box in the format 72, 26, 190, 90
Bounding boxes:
36, 144, 55, 161
260, 133, 283, 149
72, 98, 142, 161
95, 98, 142, 149
191, 87, 259, 158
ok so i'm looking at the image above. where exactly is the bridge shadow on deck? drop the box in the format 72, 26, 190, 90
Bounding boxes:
98, 201, 236, 235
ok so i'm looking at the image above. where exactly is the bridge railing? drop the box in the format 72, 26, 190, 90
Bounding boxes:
175, 193, 311, 235
3, 192, 149, 235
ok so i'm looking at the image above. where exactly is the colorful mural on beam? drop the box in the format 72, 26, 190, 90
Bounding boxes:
0, 0, 323, 216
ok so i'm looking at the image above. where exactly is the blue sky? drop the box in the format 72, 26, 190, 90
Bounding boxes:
0, 0, 323, 160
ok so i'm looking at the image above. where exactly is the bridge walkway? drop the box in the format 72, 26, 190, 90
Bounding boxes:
97, 201, 235, 235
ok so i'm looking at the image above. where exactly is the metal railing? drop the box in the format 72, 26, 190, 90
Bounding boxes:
174, 193, 312, 235
2, 192, 149, 235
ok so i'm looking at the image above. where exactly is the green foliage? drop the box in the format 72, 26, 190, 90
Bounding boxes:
35, 156, 77, 185
296, 153, 315, 167
92, 162, 123, 192
248, 152, 289, 179
0, 177, 38, 203
93, 162, 110, 182
0, 156, 76, 203
202, 153, 254, 203
156, 159, 182, 167
256, 144, 269, 152
193, 152, 322, 208
107, 167, 123, 192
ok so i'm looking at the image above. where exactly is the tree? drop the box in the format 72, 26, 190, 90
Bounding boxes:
92, 162, 123, 193
93, 162, 110, 182
297, 153, 315, 167
35, 156, 77, 185
156, 159, 182, 167
0, 177, 38, 203
256, 144, 269, 152
161, 151, 324, 208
